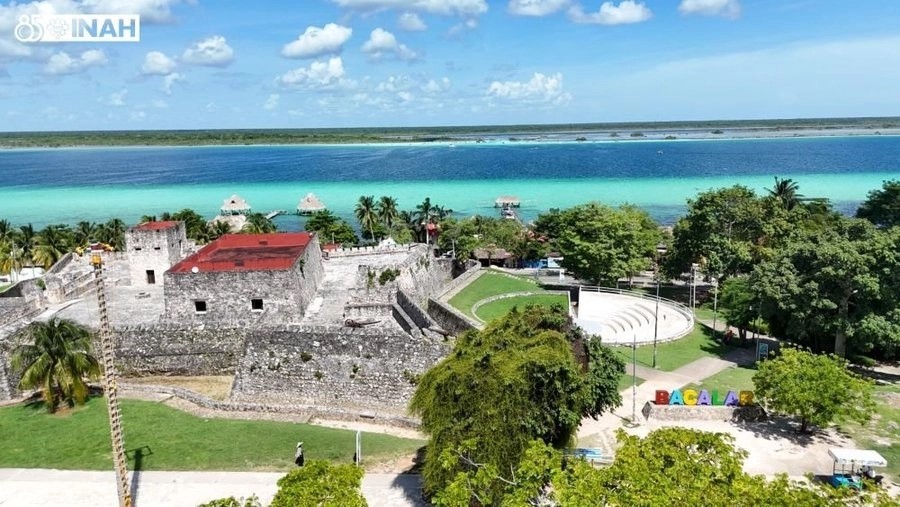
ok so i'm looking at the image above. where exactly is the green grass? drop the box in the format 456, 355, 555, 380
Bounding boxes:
475, 294, 568, 322
618, 374, 645, 392
610, 324, 738, 372
684, 364, 757, 393
449, 271, 543, 318
836, 384, 900, 482
0, 398, 423, 471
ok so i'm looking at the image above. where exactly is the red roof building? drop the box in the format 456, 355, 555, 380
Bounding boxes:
132, 221, 181, 232
169, 233, 313, 273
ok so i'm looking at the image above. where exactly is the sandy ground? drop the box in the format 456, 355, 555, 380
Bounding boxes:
125, 375, 234, 401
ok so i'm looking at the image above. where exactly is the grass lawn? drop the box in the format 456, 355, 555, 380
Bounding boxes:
618, 374, 645, 392
610, 324, 739, 372
449, 271, 542, 318
684, 364, 757, 393
0, 398, 423, 472
475, 294, 568, 323
836, 384, 900, 482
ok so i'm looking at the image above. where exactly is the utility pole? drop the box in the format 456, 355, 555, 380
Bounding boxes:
652, 265, 660, 369
90, 247, 132, 507
711, 278, 718, 338
631, 332, 637, 424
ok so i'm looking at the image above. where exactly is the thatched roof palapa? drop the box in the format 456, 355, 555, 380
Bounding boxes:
297, 193, 326, 214
221, 194, 251, 215
495, 195, 521, 207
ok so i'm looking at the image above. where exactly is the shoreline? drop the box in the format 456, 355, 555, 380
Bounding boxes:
1, 127, 900, 151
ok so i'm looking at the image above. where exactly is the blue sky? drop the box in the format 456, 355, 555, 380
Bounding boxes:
1, 0, 899, 130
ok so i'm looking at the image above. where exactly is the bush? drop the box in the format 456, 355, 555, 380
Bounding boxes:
270, 460, 367, 507
198, 495, 261, 507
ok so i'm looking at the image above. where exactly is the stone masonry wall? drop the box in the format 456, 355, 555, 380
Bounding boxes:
113, 325, 245, 375
126, 222, 188, 288
427, 298, 479, 335
232, 325, 451, 413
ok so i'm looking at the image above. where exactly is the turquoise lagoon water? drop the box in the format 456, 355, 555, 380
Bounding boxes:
1, 136, 899, 228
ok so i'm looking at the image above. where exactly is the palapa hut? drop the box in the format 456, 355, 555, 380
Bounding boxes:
494, 195, 521, 208
220, 194, 251, 215
297, 193, 326, 215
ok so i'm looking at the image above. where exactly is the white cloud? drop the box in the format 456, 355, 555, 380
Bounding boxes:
362, 28, 419, 61
568, 1, 651, 25
376, 75, 414, 92
678, 0, 740, 19
448, 17, 478, 35
43, 49, 107, 75
182, 36, 234, 67
398, 12, 428, 31
141, 51, 177, 75
104, 88, 127, 106
281, 23, 353, 59
264, 93, 280, 110
83, 0, 191, 24
151, 99, 169, 108
161, 72, 185, 94
487, 72, 571, 104
130, 110, 146, 121
277, 57, 351, 89
330, 0, 487, 17
508, 0, 569, 16
397, 90, 414, 102
421, 77, 450, 93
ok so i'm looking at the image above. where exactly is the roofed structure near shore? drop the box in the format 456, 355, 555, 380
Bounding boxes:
220, 194, 251, 215
495, 195, 521, 208
297, 193, 326, 215
169, 233, 313, 273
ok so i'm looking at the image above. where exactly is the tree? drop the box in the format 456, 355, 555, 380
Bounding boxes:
354, 195, 378, 241
10, 318, 101, 412
304, 210, 358, 246
410, 305, 624, 503
857, 179, 900, 229
753, 217, 900, 357
97, 218, 126, 250
753, 347, 875, 433
545, 203, 659, 285
768, 176, 804, 211
719, 276, 757, 340
241, 213, 277, 234
269, 460, 366, 507
32, 224, 70, 269
375, 195, 400, 230
172, 208, 211, 243
209, 220, 233, 240
73, 221, 97, 247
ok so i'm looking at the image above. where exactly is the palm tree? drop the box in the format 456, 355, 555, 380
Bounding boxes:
0, 240, 25, 282
209, 220, 233, 239
10, 318, 101, 412
99, 218, 127, 250
32, 225, 70, 269
139, 215, 157, 224
355, 195, 378, 241
768, 177, 803, 211
241, 213, 277, 234
0, 219, 13, 243
73, 221, 97, 247
376, 196, 400, 230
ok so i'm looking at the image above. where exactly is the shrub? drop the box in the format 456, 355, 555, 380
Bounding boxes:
270, 461, 367, 507
198, 495, 261, 507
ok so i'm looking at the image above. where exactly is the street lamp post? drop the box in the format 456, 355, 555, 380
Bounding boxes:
711, 278, 718, 338
631, 332, 637, 424
652, 273, 660, 369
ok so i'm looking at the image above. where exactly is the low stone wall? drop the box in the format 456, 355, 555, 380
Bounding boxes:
113, 325, 245, 375
232, 326, 450, 412
427, 298, 479, 334
436, 261, 482, 300
642, 402, 767, 422
120, 383, 420, 429
396, 290, 437, 331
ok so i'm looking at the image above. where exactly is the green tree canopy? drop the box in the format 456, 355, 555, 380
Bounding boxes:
410, 305, 624, 503
269, 460, 366, 507
752, 217, 900, 357
355, 195, 378, 241
856, 179, 900, 229
541, 203, 659, 285
240, 213, 278, 234
753, 347, 875, 433
303, 210, 358, 246
10, 318, 101, 412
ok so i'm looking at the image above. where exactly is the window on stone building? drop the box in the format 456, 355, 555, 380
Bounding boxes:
194, 301, 207, 313
134, 247, 142, 251
251, 299, 264, 311
154, 246, 161, 250
146, 270, 156, 284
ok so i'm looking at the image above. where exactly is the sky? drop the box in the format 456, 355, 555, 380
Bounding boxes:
0, 0, 899, 130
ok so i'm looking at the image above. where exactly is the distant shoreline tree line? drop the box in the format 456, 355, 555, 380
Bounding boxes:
3, 179, 898, 358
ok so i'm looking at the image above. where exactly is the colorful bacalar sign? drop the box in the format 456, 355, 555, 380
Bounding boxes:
655, 388, 754, 406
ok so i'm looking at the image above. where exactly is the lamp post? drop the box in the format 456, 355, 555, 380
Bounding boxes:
711, 277, 718, 338
631, 332, 637, 424
652, 271, 660, 369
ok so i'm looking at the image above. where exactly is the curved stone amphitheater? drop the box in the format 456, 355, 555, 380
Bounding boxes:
574, 287, 694, 345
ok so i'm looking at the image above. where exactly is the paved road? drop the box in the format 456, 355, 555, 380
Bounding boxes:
0, 469, 426, 507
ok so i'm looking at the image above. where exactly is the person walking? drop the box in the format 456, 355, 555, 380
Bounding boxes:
294, 442, 305, 467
